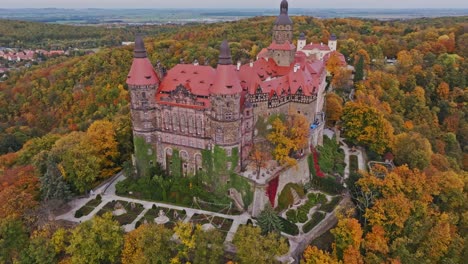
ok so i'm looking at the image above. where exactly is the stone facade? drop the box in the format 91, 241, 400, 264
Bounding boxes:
127, 0, 329, 184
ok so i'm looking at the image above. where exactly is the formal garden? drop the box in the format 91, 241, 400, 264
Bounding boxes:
116, 141, 252, 215
96, 200, 145, 226
74, 194, 103, 218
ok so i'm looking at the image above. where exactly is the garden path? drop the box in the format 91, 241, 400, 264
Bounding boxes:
55, 172, 250, 239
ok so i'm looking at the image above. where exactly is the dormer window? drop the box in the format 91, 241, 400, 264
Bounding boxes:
227, 85, 233, 89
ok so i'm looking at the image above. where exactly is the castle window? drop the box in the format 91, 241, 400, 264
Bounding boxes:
172, 115, 178, 131
225, 112, 233, 120
142, 92, 146, 99
196, 117, 202, 135
189, 116, 194, 133
215, 127, 223, 143
226, 148, 232, 157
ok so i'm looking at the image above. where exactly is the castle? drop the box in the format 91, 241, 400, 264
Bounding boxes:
126, 0, 343, 181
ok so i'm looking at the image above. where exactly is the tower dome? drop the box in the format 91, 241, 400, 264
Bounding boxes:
275, 0, 293, 25
280, 0, 288, 14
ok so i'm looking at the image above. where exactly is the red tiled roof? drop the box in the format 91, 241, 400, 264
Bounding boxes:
268, 41, 296, 51
303, 43, 330, 51
211, 65, 243, 95
126, 57, 160, 86
158, 64, 215, 96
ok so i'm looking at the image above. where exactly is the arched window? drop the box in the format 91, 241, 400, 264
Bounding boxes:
164, 112, 170, 130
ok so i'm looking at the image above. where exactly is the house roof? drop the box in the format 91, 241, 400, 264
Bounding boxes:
302, 43, 330, 51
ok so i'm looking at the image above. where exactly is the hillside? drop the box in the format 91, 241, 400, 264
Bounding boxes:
0, 19, 179, 49
0, 15, 466, 263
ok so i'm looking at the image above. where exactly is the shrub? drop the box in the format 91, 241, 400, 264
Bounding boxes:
74, 209, 83, 218
278, 217, 299, 236
135, 220, 142, 229
321, 196, 342, 212
96, 194, 102, 201
152, 204, 157, 210
297, 210, 308, 223
302, 212, 325, 233
286, 210, 298, 223
350, 155, 359, 173
312, 176, 344, 195
277, 183, 305, 211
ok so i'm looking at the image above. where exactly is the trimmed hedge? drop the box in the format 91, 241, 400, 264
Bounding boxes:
302, 212, 325, 233
279, 217, 299, 236
277, 183, 305, 211
321, 196, 342, 212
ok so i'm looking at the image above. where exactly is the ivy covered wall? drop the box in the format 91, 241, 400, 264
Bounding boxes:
133, 136, 157, 178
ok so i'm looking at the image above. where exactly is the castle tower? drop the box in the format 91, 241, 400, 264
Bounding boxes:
209, 39, 243, 170
126, 35, 160, 175
328, 33, 337, 52
269, 0, 295, 66
273, 0, 293, 44
297, 32, 306, 51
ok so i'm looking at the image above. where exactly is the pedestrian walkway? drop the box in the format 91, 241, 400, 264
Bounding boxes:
55, 172, 250, 238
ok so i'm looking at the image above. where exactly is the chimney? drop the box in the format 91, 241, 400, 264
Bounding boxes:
294, 63, 300, 73
193, 59, 199, 66
249, 59, 254, 67
320, 42, 323, 46
237, 60, 241, 71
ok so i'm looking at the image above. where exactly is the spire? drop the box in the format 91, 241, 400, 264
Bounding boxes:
218, 39, 232, 65
299, 32, 306, 40
330, 33, 337, 41
134, 35, 147, 58
275, 0, 293, 25
280, 0, 288, 14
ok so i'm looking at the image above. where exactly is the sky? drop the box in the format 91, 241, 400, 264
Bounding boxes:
2, 0, 468, 9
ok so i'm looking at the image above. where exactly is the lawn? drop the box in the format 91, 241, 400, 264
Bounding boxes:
188, 213, 233, 239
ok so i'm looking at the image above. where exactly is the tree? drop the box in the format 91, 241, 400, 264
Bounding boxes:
121, 223, 174, 264
67, 213, 124, 264
19, 236, 56, 264
392, 132, 433, 170
249, 144, 270, 179
40, 156, 72, 202
267, 113, 310, 167
0, 166, 39, 219
257, 204, 283, 235
341, 102, 394, 154
0, 217, 28, 263
85, 120, 120, 178
332, 67, 352, 90
192, 227, 224, 264
325, 93, 344, 127
353, 55, 364, 82
331, 218, 363, 262
267, 117, 296, 166
301, 246, 338, 264
326, 52, 344, 76
233, 225, 288, 264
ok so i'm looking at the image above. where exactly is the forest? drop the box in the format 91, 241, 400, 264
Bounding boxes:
0, 19, 179, 49
0, 15, 467, 263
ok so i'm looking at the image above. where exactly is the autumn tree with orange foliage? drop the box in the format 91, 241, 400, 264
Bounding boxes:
267, 113, 309, 167
0, 165, 39, 220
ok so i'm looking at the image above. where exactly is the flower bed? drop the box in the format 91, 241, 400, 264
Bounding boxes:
139, 204, 186, 229
302, 211, 325, 233
97, 200, 145, 226
285, 193, 327, 223
74, 197, 102, 218
278, 217, 299, 236
320, 196, 342, 212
